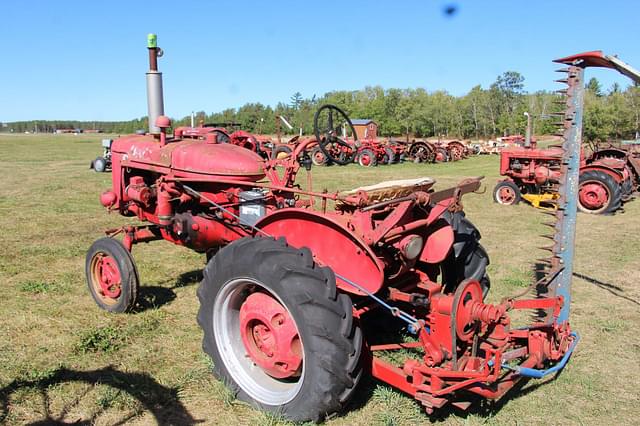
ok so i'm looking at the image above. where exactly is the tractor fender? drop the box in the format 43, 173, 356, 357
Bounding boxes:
590, 148, 627, 161
580, 164, 624, 183
255, 209, 385, 296
420, 219, 454, 264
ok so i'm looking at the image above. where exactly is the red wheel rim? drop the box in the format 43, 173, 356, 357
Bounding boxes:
579, 181, 609, 211
90, 253, 122, 303
498, 186, 516, 204
360, 153, 371, 166
435, 152, 445, 162
313, 151, 325, 164
239, 292, 302, 379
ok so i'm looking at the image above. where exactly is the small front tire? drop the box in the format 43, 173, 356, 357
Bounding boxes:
86, 238, 139, 313
493, 180, 521, 205
357, 148, 377, 167
93, 156, 107, 173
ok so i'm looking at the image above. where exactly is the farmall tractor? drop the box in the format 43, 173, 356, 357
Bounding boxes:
86, 37, 626, 422
494, 63, 639, 214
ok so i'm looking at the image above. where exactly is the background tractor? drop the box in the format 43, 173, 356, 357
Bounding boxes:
90, 138, 113, 172
494, 112, 637, 214
85, 36, 628, 422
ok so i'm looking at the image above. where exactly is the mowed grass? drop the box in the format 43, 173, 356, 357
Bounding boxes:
0, 133, 639, 425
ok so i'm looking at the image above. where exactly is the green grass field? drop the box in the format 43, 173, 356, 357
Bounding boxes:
1, 134, 639, 425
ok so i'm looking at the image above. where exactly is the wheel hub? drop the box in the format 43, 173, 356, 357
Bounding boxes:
240, 292, 302, 379
360, 153, 371, 165
498, 186, 516, 204
579, 182, 608, 209
93, 254, 122, 299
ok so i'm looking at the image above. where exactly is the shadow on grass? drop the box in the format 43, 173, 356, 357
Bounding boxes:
574, 271, 640, 306
427, 373, 562, 421
0, 366, 200, 425
134, 269, 204, 313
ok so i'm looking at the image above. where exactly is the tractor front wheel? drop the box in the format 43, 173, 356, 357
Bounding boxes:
435, 148, 449, 162
493, 180, 521, 205
384, 147, 396, 164
93, 156, 107, 172
197, 237, 363, 422
357, 148, 377, 167
86, 238, 139, 312
577, 170, 621, 214
310, 146, 329, 166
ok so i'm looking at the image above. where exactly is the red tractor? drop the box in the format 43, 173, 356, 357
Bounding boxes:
494, 125, 635, 214
86, 36, 602, 422
355, 139, 404, 167
589, 142, 640, 194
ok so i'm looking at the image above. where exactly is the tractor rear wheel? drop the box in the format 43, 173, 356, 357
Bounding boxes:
197, 237, 363, 422
577, 170, 621, 214
86, 238, 139, 313
93, 156, 107, 173
493, 180, 521, 205
357, 148, 377, 167
440, 211, 490, 298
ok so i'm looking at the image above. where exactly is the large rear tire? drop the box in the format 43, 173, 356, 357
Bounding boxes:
577, 170, 621, 214
197, 237, 363, 422
440, 211, 491, 298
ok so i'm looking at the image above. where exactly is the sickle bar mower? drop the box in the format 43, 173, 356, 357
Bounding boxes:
86, 37, 629, 421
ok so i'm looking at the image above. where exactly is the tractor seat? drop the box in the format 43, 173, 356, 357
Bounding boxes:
338, 177, 435, 206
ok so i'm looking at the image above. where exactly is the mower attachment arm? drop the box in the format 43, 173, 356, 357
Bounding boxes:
554, 50, 640, 84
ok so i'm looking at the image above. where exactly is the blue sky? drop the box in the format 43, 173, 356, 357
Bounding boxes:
1, 0, 638, 122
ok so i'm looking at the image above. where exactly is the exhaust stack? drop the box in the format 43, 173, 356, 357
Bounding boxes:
524, 112, 532, 148
146, 34, 165, 134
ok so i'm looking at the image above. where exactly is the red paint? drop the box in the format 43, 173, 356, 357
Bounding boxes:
257, 209, 385, 295
239, 292, 302, 379
95, 255, 121, 299
579, 182, 608, 209
420, 223, 453, 263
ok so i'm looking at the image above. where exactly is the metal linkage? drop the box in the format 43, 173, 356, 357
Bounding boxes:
181, 184, 422, 329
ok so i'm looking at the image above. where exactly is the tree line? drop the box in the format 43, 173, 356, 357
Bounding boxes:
3, 73, 638, 141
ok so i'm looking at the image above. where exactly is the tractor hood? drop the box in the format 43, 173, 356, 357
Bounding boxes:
113, 135, 265, 180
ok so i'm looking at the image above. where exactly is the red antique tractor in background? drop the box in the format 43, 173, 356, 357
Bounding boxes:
85, 36, 624, 422
494, 109, 637, 213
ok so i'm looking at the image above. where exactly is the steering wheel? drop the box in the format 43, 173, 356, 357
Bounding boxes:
313, 104, 359, 165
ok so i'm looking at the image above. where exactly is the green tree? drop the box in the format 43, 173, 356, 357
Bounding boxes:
290, 92, 303, 110
586, 77, 602, 96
